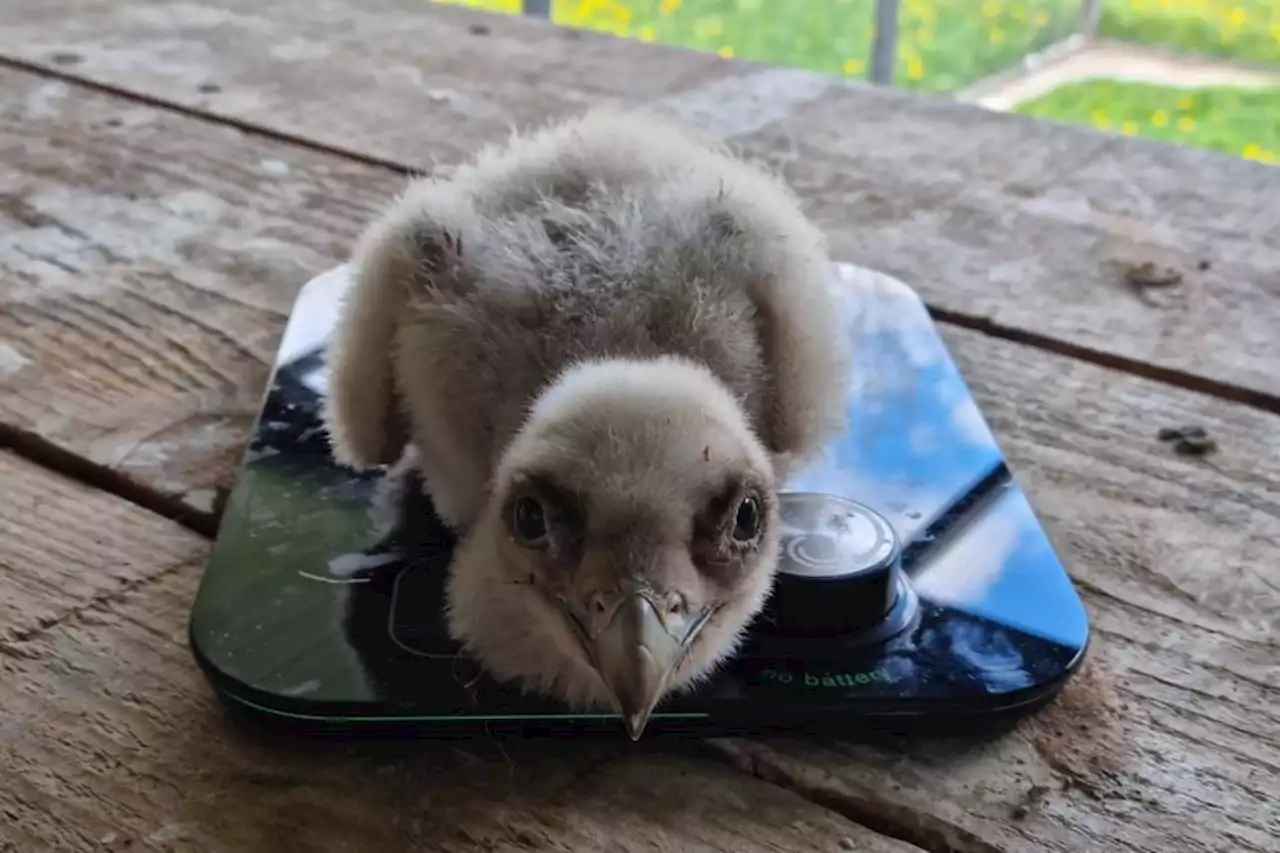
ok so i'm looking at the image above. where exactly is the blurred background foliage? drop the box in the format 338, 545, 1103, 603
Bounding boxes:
435, 0, 1279, 163
1099, 0, 1280, 66
443, 0, 1082, 92
1018, 78, 1278, 161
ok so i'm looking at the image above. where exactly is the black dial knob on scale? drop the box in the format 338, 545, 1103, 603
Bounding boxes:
759, 493, 912, 641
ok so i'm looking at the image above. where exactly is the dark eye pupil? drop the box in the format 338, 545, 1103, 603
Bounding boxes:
514, 497, 547, 542
733, 496, 760, 541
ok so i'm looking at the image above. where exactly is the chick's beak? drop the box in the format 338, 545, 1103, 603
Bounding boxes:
564, 591, 712, 741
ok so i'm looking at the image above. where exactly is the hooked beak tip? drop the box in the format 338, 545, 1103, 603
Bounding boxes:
565, 591, 711, 741
624, 712, 649, 742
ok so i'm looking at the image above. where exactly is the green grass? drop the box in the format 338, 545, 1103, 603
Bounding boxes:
439, 0, 1081, 93
1099, 0, 1280, 66
442, 0, 1280, 82
435, 0, 1280, 163
1015, 77, 1280, 162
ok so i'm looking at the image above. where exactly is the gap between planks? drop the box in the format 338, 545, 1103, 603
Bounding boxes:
1, 48, 1276, 551
0, 449, 973, 853
669, 738, 994, 853
0, 54, 423, 178
0, 422, 219, 537
2, 51, 1277, 420
2, 56, 1275, 853
0, 54, 945, 850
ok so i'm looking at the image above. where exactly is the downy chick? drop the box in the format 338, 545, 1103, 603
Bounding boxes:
322, 107, 850, 739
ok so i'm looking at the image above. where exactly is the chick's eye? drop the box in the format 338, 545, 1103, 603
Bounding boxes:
512, 496, 548, 544
733, 495, 761, 542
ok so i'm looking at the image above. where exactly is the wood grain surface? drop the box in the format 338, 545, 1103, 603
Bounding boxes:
717, 322, 1280, 853
0, 450, 193, 650
1, 12, 1278, 853
0, 450, 922, 853
1, 0, 1276, 402
4, 319, 1275, 853
0, 66, 402, 519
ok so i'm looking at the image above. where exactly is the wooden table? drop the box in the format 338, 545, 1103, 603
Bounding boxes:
1, 2, 1276, 851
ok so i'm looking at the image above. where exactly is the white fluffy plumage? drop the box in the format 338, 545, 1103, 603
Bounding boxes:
322, 107, 850, 722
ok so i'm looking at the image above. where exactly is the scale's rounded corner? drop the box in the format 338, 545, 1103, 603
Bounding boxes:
186, 610, 306, 727
1065, 594, 1094, 670
185, 607, 239, 702
829, 261, 928, 308
290, 262, 355, 328
186, 588, 238, 684
297, 262, 354, 300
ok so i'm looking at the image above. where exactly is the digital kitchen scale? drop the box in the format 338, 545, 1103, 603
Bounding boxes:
188, 262, 1090, 739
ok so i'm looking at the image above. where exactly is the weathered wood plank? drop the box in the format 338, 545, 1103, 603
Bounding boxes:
1, 0, 1276, 400
0, 67, 404, 517
0, 58, 1276, 852
0, 0, 739, 168
0, 450, 921, 853
5, 322, 1275, 853
715, 322, 1280, 853
734, 90, 1280, 406
0, 451, 193, 648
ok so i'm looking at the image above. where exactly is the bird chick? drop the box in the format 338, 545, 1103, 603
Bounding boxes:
321, 107, 850, 738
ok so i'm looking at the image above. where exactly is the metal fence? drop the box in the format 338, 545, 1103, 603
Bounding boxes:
512, 0, 1277, 90
515, 0, 1090, 85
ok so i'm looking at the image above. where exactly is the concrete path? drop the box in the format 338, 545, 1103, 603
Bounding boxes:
960, 38, 1280, 111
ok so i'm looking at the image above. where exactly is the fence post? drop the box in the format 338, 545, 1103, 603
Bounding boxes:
1078, 0, 1101, 35
522, 0, 551, 18
870, 0, 900, 85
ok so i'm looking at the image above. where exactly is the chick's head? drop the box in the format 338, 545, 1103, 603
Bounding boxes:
445, 355, 781, 739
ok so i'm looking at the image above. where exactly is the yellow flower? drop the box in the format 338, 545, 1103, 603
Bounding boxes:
659, 0, 681, 14
989, 27, 1006, 44
1151, 110, 1168, 126
842, 57, 864, 75
1176, 94, 1196, 110
638, 25, 656, 41
1243, 143, 1263, 159
717, 45, 735, 58
1177, 115, 1196, 132
1122, 121, 1138, 136
1259, 150, 1277, 165
906, 55, 924, 80
1227, 8, 1247, 26
1091, 108, 1110, 128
